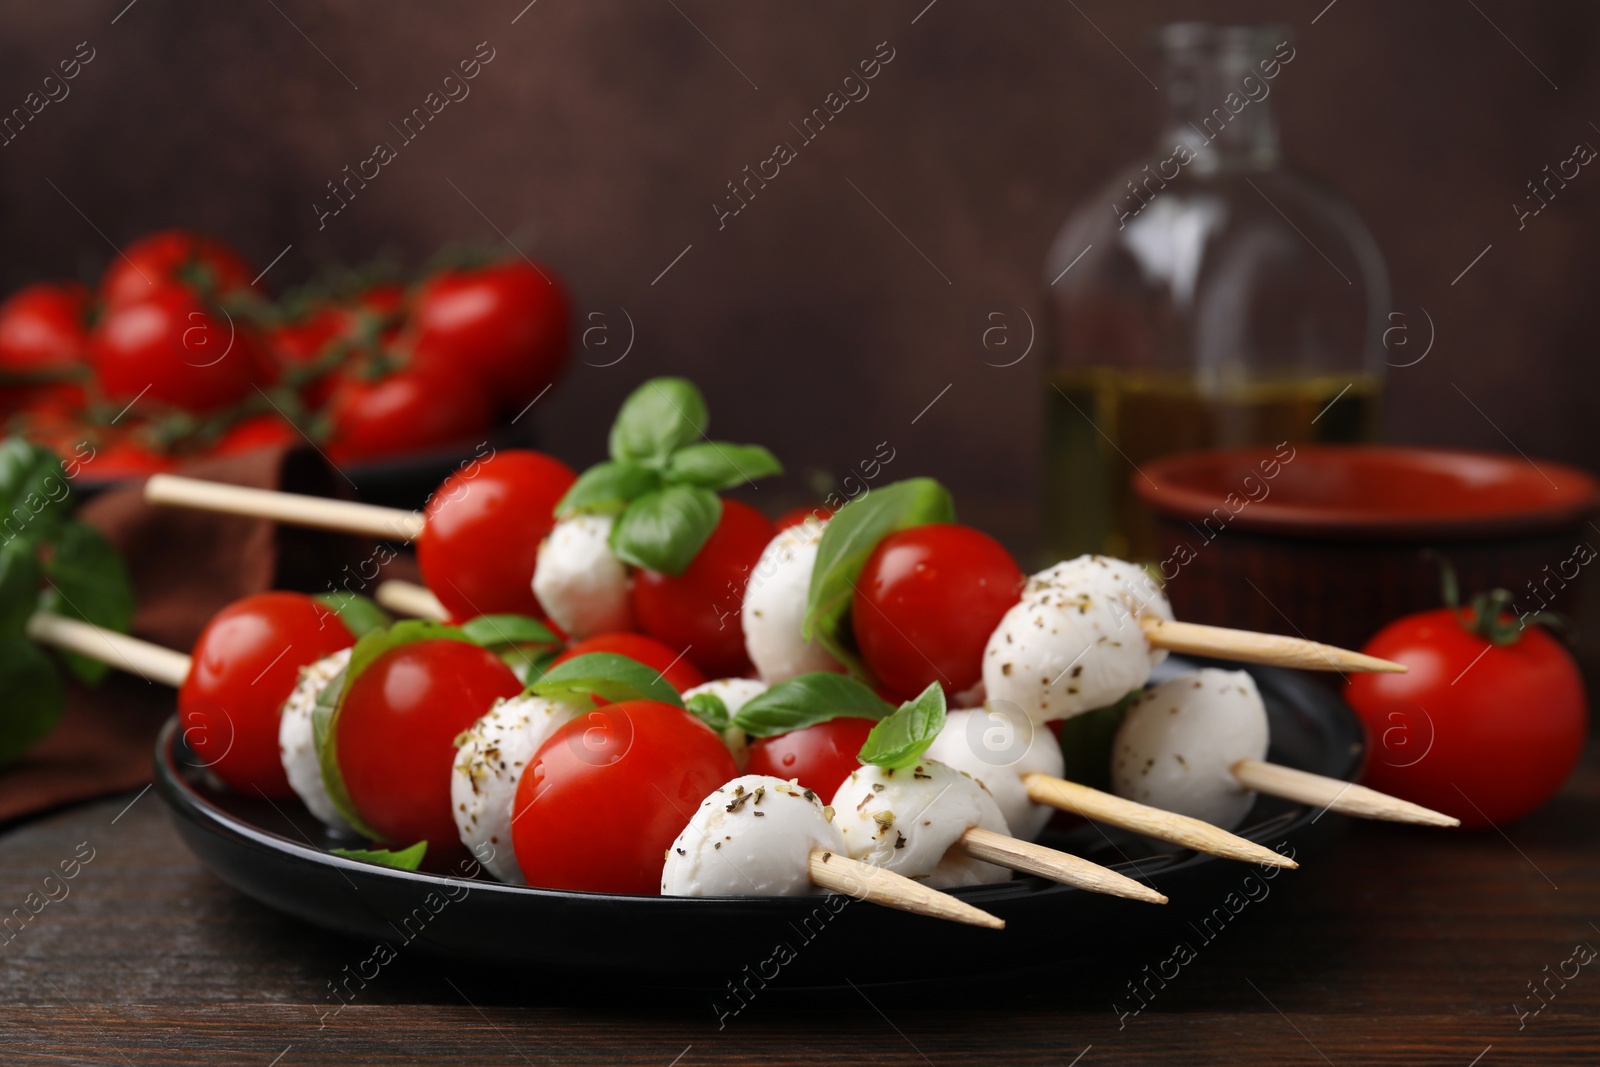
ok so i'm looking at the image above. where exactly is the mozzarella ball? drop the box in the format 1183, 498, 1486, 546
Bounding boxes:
1034, 555, 1173, 622
983, 582, 1158, 725
831, 761, 1012, 889
924, 704, 1065, 841
278, 648, 353, 833
742, 521, 840, 684
661, 775, 844, 897
1112, 668, 1270, 830
533, 515, 632, 639
451, 695, 579, 883
683, 678, 768, 770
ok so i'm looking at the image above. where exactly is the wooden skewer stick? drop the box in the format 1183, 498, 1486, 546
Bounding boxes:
1231, 759, 1459, 828
958, 826, 1166, 904
806, 849, 1004, 929
375, 580, 450, 621
1139, 617, 1406, 674
144, 474, 426, 542
26, 613, 191, 688
1022, 773, 1298, 869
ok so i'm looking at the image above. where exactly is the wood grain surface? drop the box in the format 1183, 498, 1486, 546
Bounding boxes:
2, 744, 1596, 1066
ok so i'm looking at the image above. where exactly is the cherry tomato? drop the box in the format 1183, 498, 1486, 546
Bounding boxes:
0, 282, 89, 411
90, 433, 175, 477
336, 638, 523, 856
775, 505, 829, 532
630, 499, 774, 678
267, 286, 404, 409
89, 287, 268, 413
1345, 608, 1587, 828
746, 717, 876, 799
323, 366, 491, 465
551, 632, 707, 694
211, 414, 299, 457
178, 592, 357, 796
852, 524, 1024, 701
511, 699, 737, 894
417, 450, 575, 619
408, 260, 570, 410
100, 229, 256, 309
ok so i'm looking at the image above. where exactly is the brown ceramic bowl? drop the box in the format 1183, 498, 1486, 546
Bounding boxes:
1133, 445, 1600, 654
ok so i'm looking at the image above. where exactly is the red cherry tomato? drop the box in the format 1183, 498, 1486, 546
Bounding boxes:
551, 633, 707, 694
746, 717, 876, 799
337, 639, 523, 855
852, 524, 1024, 701
267, 286, 405, 409
324, 367, 492, 465
178, 592, 356, 796
630, 500, 774, 679
408, 260, 570, 411
89, 433, 175, 477
1345, 608, 1587, 828
511, 699, 737, 894
0, 282, 89, 411
211, 414, 299, 457
417, 450, 576, 619
100, 229, 256, 309
89, 288, 268, 413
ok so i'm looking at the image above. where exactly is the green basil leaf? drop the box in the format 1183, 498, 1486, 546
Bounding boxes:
803, 477, 954, 675
857, 682, 947, 770
36, 521, 135, 685
0, 437, 71, 546
555, 461, 661, 518
0, 538, 40, 640
665, 443, 783, 491
312, 593, 392, 640
685, 691, 730, 732
318, 620, 474, 840
609, 485, 722, 576
733, 672, 893, 738
1056, 690, 1141, 792
504, 645, 560, 686
329, 841, 428, 870
607, 377, 709, 466
0, 636, 64, 765
527, 651, 685, 710
459, 614, 562, 649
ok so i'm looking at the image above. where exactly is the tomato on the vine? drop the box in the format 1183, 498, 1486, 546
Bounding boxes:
511, 699, 737, 894
551, 633, 707, 694
178, 592, 357, 796
0, 282, 89, 411
630, 499, 774, 678
408, 260, 570, 410
1345, 599, 1587, 829
89, 287, 268, 413
852, 524, 1024, 701
100, 229, 256, 309
336, 638, 523, 857
323, 366, 492, 465
746, 717, 876, 799
417, 449, 576, 620
211, 414, 299, 457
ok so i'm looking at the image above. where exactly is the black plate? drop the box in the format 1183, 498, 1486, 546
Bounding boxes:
152, 659, 1363, 985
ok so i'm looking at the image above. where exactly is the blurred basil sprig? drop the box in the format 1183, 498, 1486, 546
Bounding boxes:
0, 437, 135, 765
555, 377, 782, 575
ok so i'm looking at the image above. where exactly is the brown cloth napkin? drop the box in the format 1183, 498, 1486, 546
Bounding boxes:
0, 445, 395, 826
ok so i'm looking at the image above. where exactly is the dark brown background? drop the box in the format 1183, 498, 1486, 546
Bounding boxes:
2, 0, 1597, 544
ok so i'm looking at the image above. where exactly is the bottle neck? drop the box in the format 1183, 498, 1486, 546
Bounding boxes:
1159, 32, 1283, 173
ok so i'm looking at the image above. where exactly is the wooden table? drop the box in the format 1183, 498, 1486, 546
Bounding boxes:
3, 743, 1597, 1066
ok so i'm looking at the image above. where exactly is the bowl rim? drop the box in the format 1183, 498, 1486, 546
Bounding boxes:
1134, 444, 1600, 540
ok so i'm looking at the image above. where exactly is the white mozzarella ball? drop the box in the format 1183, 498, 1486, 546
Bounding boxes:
1034, 555, 1173, 623
924, 705, 1065, 841
1112, 668, 1270, 831
451, 695, 579, 883
742, 521, 840, 684
683, 678, 768, 770
278, 648, 353, 833
982, 582, 1158, 725
533, 515, 632, 639
830, 761, 1012, 889
661, 775, 844, 897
